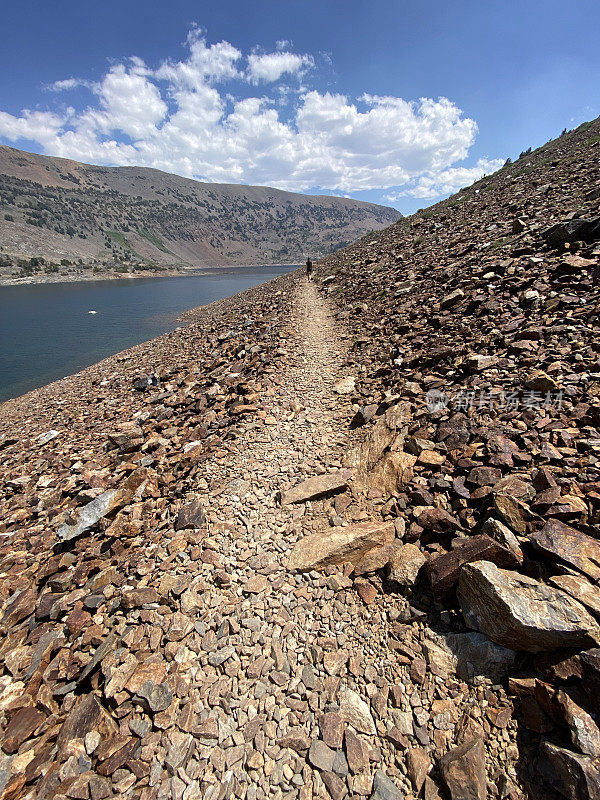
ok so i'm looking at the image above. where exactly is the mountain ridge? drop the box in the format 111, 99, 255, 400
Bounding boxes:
0, 145, 400, 280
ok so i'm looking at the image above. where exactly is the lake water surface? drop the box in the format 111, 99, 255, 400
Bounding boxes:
0, 266, 297, 403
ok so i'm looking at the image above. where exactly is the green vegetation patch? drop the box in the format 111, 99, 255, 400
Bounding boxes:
107, 230, 137, 253
139, 228, 174, 254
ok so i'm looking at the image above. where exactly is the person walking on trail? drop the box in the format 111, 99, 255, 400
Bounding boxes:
305, 257, 313, 281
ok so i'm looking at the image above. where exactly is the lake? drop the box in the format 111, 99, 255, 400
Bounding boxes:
0, 266, 298, 403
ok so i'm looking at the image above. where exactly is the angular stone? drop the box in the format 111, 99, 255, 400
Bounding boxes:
175, 498, 205, 530
407, 747, 431, 793
355, 578, 378, 604
581, 649, 600, 715
321, 712, 345, 749
282, 470, 352, 505
56, 694, 118, 760
537, 740, 600, 800
417, 450, 446, 467
415, 506, 462, 533
308, 739, 335, 771
556, 690, 600, 757
122, 587, 160, 609
1, 707, 45, 754
467, 354, 499, 372
458, 561, 600, 652
354, 543, 397, 576
439, 288, 464, 310
426, 535, 520, 597
493, 494, 541, 535
387, 543, 426, 586
525, 370, 556, 392
242, 575, 268, 594
287, 521, 396, 572
480, 518, 523, 563
530, 520, 600, 581
439, 738, 486, 800
368, 451, 417, 494
57, 489, 129, 542
108, 421, 144, 451
550, 574, 600, 618
278, 730, 311, 752
322, 770, 347, 800
430, 632, 516, 684
134, 681, 173, 713
370, 769, 404, 800
339, 687, 376, 734
334, 376, 356, 394
0, 588, 36, 634
345, 729, 369, 773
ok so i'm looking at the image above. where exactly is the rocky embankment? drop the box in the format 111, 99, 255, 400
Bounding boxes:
0, 116, 600, 800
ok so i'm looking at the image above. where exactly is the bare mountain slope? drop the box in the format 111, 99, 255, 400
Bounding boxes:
0, 146, 400, 278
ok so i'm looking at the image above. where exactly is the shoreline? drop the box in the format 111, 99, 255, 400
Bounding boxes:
0, 261, 301, 288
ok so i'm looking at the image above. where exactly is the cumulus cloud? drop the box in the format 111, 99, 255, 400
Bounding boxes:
47, 78, 85, 92
246, 51, 314, 84
387, 157, 505, 200
0, 29, 502, 201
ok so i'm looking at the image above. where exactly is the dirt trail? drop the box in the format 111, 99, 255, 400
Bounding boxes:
187, 279, 408, 799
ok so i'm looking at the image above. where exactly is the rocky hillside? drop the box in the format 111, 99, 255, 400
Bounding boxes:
0, 146, 400, 279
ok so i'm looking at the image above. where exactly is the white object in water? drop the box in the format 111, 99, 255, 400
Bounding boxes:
88, 310, 98, 315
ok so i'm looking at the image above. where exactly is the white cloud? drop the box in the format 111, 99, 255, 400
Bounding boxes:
47, 78, 84, 92
0, 109, 65, 148
81, 64, 168, 139
0, 29, 501, 201
246, 51, 314, 84
155, 29, 241, 89
387, 157, 505, 200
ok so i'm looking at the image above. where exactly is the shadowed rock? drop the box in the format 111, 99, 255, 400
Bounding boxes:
458, 561, 600, 652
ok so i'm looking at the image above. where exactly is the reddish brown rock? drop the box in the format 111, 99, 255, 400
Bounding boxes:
438, 738, 486, 800
531, 519, 600, 581
537, 740, 600, 800
426, 535, 520, 597
1, 706, 45, 754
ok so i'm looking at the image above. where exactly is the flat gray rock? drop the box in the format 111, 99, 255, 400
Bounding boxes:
281, 469, 351, 505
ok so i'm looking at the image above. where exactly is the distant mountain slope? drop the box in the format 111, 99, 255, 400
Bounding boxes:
0, 146, 400, 277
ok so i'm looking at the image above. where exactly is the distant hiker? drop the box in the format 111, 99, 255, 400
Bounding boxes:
306, 257, 313, 281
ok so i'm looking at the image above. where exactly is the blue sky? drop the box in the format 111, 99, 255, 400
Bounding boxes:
0, 0, 598, 214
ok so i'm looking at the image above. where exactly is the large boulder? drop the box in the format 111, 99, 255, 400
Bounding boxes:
345, 402, 412, 491
542, 217, 600, 249
368, 451, 416, 494
423, 632, 516, 684
287, 521, 395, 572
537, 740, 600, 800
530, 520, 600, 581
457, 561, 600, 652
